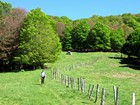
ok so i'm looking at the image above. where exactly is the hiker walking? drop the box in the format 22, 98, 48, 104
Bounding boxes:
40, 70, 46, 84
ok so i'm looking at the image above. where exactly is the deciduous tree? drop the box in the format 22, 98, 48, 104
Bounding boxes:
0, 8, 27, 71
91, 22, 111, 51
72, 21, 90, 50
110, 28, 125, 51
61, 25, 72, 51
14, 8, 62, 69
121, 28, 140, 58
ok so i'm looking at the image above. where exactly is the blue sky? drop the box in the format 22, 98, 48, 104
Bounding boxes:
2, 0, 140, 20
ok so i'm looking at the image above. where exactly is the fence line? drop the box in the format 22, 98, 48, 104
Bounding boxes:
55, 57, 101, 73
51, 69, 136, 105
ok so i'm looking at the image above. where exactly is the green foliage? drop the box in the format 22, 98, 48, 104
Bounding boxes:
122, 13, 140, 29
86, 29, 96, 49
110, 28, 125, 51
61, 16, 72, 25
15, 8, 62, 68
0, 0, 12, 17
127, 18, 140, 29
51, 13, 140, 53
72, 21, 90, 50
61, 25, 72, 51
50, 15, 72, 36
121, 28, 140, 57
91, 22, 111, 51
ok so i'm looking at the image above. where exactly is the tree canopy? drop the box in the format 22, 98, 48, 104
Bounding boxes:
72, 21, 90, 50
91, 22, 111, 51
121, 28, 140, 58
110, 28, 125, 51
0, 7, 27, 71
14, 8, 62, 69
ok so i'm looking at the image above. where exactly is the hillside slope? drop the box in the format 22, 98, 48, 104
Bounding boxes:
0, 52, 139, 105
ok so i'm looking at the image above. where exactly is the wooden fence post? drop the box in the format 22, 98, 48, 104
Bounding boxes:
113, 86, 116, 104
94, 84, 100, 103
51, 70, 53, 79
73, 78, 76, 89
70, 77, 73, 88
80, 77, 85, 93
68, 76, 70, 87
57, 71, 60, 81
83, 78, 85, 93
78, 78, 80, 91
113, 86, 119, 105
51, 70, 52, 79
132, 93, 135, 105
54, 70, 56, 80
57, 71, 59, 80
52, 70, 54, 79
116, 87, 118, 105
87, 84, 91, 96
80, 77, 82, 92
100, 88, 105, 105
60, 74, 63, 83
62, 74, 64, 83
65, 76, 67, 86
89, 85, 94, 100
80, 77, 82, 91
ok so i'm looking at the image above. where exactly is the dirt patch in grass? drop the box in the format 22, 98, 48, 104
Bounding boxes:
111, 72, 136, 79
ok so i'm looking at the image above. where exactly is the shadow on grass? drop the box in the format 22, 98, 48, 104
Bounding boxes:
109, 57, 140, 71
0, 69, 36, 73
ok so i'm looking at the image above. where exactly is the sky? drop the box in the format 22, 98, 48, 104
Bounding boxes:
2, 0, 140, 20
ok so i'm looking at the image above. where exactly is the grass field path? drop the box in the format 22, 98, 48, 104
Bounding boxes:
44, 75, 68, 105
49, 85, 68, 105
0, 52, 139, 105
40, 71, 92, 105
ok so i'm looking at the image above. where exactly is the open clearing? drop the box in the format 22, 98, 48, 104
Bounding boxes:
0, 52, 139, 105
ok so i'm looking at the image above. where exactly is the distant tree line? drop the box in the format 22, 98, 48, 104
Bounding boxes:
0, 0, 140, 71
52, 13, 140, 59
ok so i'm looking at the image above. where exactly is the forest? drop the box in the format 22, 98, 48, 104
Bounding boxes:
0, 0, 140, 71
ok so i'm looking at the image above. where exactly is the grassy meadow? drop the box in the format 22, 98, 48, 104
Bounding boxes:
0, 52, 140, 105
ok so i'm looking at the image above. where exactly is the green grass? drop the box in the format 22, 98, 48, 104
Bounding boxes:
0, 52, 140, 105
